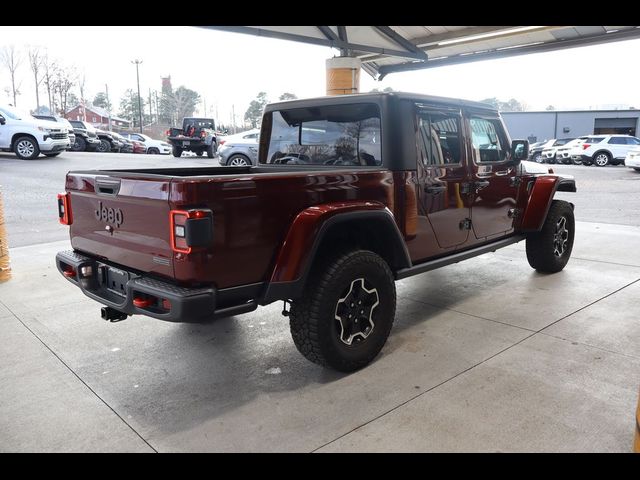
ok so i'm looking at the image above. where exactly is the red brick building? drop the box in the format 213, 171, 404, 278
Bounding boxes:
64, 104, 131, 129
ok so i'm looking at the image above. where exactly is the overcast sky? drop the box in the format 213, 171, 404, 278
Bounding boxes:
2, 26, 640, 126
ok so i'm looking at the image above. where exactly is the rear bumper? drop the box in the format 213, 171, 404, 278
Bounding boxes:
168, 137, 205, 149
56, 250, 217, 322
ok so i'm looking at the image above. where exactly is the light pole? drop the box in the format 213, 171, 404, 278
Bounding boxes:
131, 59, 143, 133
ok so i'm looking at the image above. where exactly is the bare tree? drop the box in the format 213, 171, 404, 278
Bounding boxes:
42, 55, 57, 112
28, 46, 45, 111
78, 73, 86, 104
53, 66, 77, 116
1, 45, 23, 106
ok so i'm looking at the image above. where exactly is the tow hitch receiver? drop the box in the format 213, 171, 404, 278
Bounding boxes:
101, 306, 128, 322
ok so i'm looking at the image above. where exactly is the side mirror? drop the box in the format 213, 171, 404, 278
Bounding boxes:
510, 139, 529, 164
0, 115, 5, 125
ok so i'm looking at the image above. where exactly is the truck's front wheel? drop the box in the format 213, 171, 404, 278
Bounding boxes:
526, 200, 575, 273
289, 250, 396, 372
172, 146, 183, 158
14, 136, 40, 160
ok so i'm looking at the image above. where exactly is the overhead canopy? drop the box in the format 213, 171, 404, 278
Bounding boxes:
201, 26, 640, 79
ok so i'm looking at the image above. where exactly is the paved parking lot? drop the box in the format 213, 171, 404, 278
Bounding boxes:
1, 151, 639, 452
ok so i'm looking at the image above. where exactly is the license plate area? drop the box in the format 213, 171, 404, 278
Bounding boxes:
182, 141, 190, 146
100, 265, 130, 297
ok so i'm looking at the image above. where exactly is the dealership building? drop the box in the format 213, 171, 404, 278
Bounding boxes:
502, 109, 640, 143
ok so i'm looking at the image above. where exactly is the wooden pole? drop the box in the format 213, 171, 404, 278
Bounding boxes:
0, 185, 11, 282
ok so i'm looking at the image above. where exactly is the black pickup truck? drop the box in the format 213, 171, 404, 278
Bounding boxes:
166, 117, 218, 158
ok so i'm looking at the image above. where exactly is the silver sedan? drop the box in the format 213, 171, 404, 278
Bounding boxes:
217, 129, 260, 166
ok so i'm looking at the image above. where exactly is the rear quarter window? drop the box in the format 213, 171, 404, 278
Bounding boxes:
262, 103, 382, 167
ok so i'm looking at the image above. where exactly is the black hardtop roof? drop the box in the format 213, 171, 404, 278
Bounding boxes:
264, 91, 497, 113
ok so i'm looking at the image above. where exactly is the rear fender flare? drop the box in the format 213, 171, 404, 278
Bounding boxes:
262, 201, 410, 303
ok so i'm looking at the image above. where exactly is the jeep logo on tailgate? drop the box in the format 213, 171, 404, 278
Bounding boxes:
95, 201, 123, 227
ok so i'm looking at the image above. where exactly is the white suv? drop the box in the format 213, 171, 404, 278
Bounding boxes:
554, 136, 589, 164
541, 138, 575, 163
572, 134, 640, 166
625, 147, 640, 172
0, 105, 70, 159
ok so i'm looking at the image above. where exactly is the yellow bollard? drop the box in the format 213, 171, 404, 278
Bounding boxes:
0, 185, 11, 282
634, 388, 640, 452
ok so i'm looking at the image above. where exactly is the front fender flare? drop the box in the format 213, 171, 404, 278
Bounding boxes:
520, 175, 575, 231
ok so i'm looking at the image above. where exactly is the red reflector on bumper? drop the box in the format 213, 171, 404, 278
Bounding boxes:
133, 297, 154, 308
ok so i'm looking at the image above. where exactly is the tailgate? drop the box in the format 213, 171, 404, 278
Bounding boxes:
66, 172, 174, 279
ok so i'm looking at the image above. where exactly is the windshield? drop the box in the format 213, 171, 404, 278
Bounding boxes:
262, 103, 382, 166
0, 105, 30, 120
183, 118, 214, 129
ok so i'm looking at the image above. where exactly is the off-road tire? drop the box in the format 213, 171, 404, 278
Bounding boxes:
207, 141, 217, 158
97, 139, 110, 152
526, 200, 575, 273
72, 136, 86, 152
172, 146, 183, 158
289, 250, 396, 372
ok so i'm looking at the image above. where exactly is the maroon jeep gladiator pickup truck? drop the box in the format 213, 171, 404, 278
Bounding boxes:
56, 92, 576, 371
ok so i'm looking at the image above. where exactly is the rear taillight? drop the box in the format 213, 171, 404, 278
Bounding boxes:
582, 144, 591, 150
57, 192, 73, 225
169, 209, 213, 254
200, 130, 206, 138
165, 129, 170, 136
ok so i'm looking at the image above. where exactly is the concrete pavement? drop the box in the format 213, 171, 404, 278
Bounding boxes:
1, 220, 638, 452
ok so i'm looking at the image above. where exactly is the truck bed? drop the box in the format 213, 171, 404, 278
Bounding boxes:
64, 165, 394, 290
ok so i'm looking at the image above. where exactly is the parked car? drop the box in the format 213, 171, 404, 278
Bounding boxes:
554, 136, 590, 164
33, 115, 76, 150
55, 91, 577, 372
625, 147, 640, 172
541, 138, 575, 163
0, 104, 70, 159
131, 139, 146, 154
573, 134, 640, 166
217, 128, 260, 166
528, 140, 549, 163
120, 132, 170, 155
111, 131, 133, 154
95, 129, 122, 153
69, 120, 102, 152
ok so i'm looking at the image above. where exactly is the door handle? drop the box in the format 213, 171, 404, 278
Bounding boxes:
474, 180, 490, 192
425, 185, 446, 194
